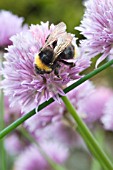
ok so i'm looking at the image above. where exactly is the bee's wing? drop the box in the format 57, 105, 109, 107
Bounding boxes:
42, 22, 66, 49
53, 33, 73, 59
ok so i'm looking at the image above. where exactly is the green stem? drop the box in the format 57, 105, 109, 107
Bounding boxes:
91, 158, 102, 170
64, 60, 113, 93
78, 127, 107, 170
61, 95, 113, 170
20, 127, 67, 170
0, 52, 6, 170
91, 128, 106, 170
0, 60, 113, 139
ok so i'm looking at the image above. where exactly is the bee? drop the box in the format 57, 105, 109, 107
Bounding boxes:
34, 22, 76, 78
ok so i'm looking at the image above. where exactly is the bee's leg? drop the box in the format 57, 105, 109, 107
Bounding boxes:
54, 63, 61, 78
54, 69, 60, 78
59, 60, 75, 67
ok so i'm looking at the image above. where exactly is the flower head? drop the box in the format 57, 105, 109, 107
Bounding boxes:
4, 133, 28, 156
0, 10, 27, 47
101, 97, 113, 131
76, 0, 113, 66
2, 22, 90, 113
13, 142, 68, 170
77, 87, 113, 124
4, 96, 21, 125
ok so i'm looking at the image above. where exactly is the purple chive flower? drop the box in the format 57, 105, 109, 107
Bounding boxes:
4, 98, 25, 155
13, 142, 68, 170
67, 80, 95, 106
24, 101, 65, 140
4, 133, 26, 156
101, 97, 113, 131
47, 121, 83, 148
1, 22, 90, 114
77, 87, 113, 124
25, 118, 82, 148
0, 10, 27, 48
4, 127, 30, 156
4, 96, 21, 125
76, 0, 113, 67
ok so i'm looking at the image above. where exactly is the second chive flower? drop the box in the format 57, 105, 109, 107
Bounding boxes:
76, 0, 113, 67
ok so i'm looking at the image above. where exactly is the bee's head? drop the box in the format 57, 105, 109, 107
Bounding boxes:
39, 47, 54, 65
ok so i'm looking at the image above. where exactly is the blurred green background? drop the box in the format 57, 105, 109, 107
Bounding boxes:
0, 0, 83, 37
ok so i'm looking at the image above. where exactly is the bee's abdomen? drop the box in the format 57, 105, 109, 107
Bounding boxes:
34, 54, 52, 73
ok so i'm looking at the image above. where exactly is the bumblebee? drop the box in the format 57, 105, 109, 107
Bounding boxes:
34, 22, 76, 77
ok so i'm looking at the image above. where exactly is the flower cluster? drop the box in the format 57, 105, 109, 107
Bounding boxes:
101, 97, 113, 131
76, 0, 113, 66
4, 96, 21, 125
77, 87, 113, 124
13, 142, 68, 170
4, 133, 29, 156
1, 22, 91, 114
0, 10, 27, 48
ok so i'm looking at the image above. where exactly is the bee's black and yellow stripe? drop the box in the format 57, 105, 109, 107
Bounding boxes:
34, 54, 52, 72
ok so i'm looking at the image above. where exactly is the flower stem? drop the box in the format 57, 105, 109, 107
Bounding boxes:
91, 128, 106, 170
91, 158, 101, 170
61, 95, 113, 170
63, 59, 113, 94
0, 60, 113, 139
20, 127, 67, 170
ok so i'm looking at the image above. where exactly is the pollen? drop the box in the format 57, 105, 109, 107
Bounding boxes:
34, 54, 52, 72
